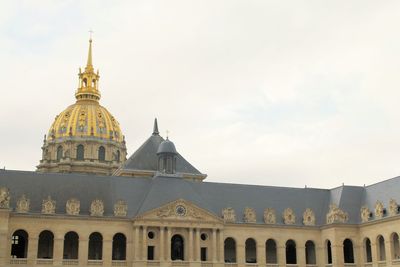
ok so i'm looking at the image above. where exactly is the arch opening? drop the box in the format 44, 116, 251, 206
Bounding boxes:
266, 239, 277, 264
245, 238, 256, 263
286, 239, 297, 264
63, 232, 79, 259
11, 230, 28, 259
224, 237, 236, 263
326, 240, 332, 264
88, 232, 103, 260
98, 146, 105, 161
112, 233, 126, 260
305, 240, 316, 265
343, 239, 355, 263
378, 235, 386, 261
57, 146, 63, 161
76, 145, 84, 161
171, 235, 184, 261
37, 230, 54, 259
364, 238, 372, 263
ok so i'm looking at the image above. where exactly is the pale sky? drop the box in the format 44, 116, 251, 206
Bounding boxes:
1, 1, 400, 189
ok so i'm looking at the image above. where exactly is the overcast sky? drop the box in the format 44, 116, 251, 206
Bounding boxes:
1, 1, 400, 189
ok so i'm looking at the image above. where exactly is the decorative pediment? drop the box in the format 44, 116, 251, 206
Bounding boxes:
389, 199, 398, 216
16, 194, 30, 213
360, 206, 370, 223
90, 199, 104, 216
243, 207, 257, 223
42, 196, 56, 214
137, 199, 222, 223
283, 208, 296, 224
0, 187, 10, 209
374, 201, 384, 219
114, 200, 127, 217
326, 204, 348, 224
303, 208, 315, 226
263, 208, 276, 224
222, 207, 236, 223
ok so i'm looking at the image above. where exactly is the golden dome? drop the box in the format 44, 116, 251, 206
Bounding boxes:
48, 102, 124, 142
47, 38, 124, 143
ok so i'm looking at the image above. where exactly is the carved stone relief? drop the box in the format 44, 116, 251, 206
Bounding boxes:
303, 208, 315, 226
16, 194, 30, 213
0, 187, 10, 209
360, 206, 370, 223
114, 200, 127, 217
375, 201, 384, 219
263, 208, 276, 224
66, 198, 80, 215
90, 199, 104, 216
156, 201, 204, 220
222, 207, 236, 223
389, 199, 398, 217
243, 207, 257, 223
326, 204, 349, 224
283, 208, 296, 224
42, 196, 56, 214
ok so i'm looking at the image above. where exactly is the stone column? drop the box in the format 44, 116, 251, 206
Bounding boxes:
386, 240, 393, 267
257, 242, 266, 266
195, 228, 200, 261
371, 241, 378, 267
166, 227, 171, 261
0, 210, 10, 267
78, 238, 88, 266
27, 237, 38, 266
159, 227, 165, 261
126, 239, 133, 266
297, 245, 306, 266
53, 237, 64, 266
277, 245, 286, 267
218, 230, 224, 263
134, 226, 140, 261
142, 226, 147, 261
212, 229, 217, 262
103, 239, 113, 266
237, 242, 245, 267
188, 228, 193, 262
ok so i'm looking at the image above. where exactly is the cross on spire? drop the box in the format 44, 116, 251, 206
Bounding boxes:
89, 29, 94, 40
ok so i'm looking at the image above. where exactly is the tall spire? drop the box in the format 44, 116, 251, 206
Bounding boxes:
85, 38, 93, 71
153, 118, 159, 135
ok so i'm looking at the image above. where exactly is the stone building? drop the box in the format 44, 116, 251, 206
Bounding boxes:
1, 39, 400, 267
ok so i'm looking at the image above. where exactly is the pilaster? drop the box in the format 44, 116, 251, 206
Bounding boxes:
78, 238, 88, 266
297, 246, 306, 266
0, 209, 10, 267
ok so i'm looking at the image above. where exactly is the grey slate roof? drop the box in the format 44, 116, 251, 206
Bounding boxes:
121, 133, 203, 175
2, 169, 400, 225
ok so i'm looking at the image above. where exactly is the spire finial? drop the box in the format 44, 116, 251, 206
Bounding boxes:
166, 130, 169, 140
86, 33, 93, 69
153, 118, 159, 135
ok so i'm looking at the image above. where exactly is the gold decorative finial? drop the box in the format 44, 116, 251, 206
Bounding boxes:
86, 34, 93, 69
89, 29, 93, 40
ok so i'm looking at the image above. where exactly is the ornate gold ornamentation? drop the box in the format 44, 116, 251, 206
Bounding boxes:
326, 204, 348, 224
0, 187, 10, 209
66, 198, 80, 215
302, 208, 315, 226
263, 208, 276, 224
360, 206, 370, 223
16, 194, 30, 213
375, 201, 384, 219
90, 199, 104, 216
42, 196, 56, 214
243, 207, 256, 223
114, 200, 127, 217
283, 208, 296, 224
389, 199, 398, 216
222, 207, 236, 223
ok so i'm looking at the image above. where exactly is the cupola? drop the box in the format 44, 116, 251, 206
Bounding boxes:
157, 137, 177, 174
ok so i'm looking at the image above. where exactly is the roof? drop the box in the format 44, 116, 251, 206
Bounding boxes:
1, 169, 399, 225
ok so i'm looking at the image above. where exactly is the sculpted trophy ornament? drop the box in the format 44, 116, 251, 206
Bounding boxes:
90, 199, 104, 216
326, 204, 349, 224
0, 187, 10, 209
114, 200, 127, 217
302, 208, 315, 226
243, 207, 257, 223
222, 207, 236, 223
263, 208, 276, 224
16, 194, 30, 213
66, 198, 80, 215
283, 208, 296, 224
360, 206, 371, 223
42, 196, 56, 214
389, 199, 398, 216
374, 201, 384, 219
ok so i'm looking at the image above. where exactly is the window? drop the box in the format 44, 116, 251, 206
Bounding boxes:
63, 232, 79, 259
112, 233, 126, 261
37, 230, 54, 259
286, 240, 297, 264
305, 240, 316, 265
245, 238, 257, 263
11, 230, 28, 259
343, 239, 355, 263
147, 246, 154, 260
88, 232, 103, 260
98, 146, 105, 161
266, 239, 277, 263
171, 235, 184, 261
57, 146, 63, 161
76, 145, 84, 160
201, 247, 207, 261
224, 237, 236, 263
